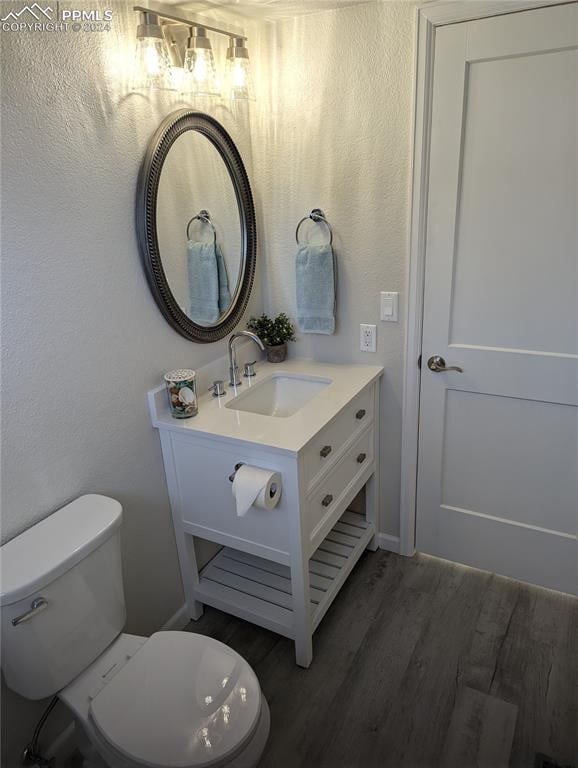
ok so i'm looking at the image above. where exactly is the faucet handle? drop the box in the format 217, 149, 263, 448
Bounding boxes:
209, 380, 227, 397
243, 361, 257, 378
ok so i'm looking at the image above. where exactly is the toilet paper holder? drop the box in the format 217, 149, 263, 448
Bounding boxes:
228, 463, 245, 482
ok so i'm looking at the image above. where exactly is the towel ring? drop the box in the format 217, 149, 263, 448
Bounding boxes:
295, 208, 333, 246
186, 209, 217, 246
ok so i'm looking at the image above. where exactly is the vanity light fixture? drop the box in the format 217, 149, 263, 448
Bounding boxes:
134, 11, 172, 90
225, 37, 255, 101
133, 5, 254, 101
183, 27, 220, 97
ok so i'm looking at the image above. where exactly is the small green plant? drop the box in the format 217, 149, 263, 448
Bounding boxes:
247, 313, 296, 346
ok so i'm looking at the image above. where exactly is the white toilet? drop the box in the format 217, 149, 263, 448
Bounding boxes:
0, 495, 270, 768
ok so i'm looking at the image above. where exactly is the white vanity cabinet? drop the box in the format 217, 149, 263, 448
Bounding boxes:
149, 360, 383, 667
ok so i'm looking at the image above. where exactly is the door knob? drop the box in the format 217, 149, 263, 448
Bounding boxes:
427, 355, 463, 373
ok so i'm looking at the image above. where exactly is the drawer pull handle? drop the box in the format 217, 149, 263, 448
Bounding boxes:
321, 494, 333, 508
356, 452, 367, 464
355, 409, 366, 420
320, 445, 332, 458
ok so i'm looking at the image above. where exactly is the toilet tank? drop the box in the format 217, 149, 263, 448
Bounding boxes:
0, 495, 125, 700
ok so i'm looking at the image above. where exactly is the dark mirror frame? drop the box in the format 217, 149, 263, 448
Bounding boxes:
136, 109, 256, 343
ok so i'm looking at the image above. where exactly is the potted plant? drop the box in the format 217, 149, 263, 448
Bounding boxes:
247, 313, 296, 363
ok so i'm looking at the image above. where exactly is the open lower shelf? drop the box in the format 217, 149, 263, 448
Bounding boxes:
194, 509, 375, 639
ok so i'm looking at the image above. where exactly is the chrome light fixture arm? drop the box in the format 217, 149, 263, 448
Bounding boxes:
133, 4, 247, 43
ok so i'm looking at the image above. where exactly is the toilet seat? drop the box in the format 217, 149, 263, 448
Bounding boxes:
88, 632, 262, 768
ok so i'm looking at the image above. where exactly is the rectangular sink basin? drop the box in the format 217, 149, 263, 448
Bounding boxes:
226, 373, 331, 417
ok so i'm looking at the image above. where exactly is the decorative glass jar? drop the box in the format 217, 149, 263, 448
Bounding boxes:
164, 369, 198, 418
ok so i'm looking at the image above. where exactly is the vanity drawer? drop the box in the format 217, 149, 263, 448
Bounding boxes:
306, 426, 374, 539
302, 385, 374, 490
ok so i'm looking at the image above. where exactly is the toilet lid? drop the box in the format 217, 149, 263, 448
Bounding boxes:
89, 632, 262, 768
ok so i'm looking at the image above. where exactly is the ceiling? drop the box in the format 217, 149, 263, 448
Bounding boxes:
172, 0, 375, 21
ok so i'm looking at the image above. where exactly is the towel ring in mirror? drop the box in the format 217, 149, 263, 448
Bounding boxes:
186, 210, 217, 246
136, 110, 256, 343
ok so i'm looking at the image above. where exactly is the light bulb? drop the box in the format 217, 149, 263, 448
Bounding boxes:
133, 13, 173, 90
183, 27, 220, 96
232, 61, 246, 88
225, 38, 254, 101
144, 41, 162, 76
193, 52, 208, 83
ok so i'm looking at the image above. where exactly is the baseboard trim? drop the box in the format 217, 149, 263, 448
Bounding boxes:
161, 603, 190, 631
377, 533, 401, 554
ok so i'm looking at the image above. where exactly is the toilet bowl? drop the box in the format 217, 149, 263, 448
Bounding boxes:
0, 495, 270, 768
61, 631, 270, 768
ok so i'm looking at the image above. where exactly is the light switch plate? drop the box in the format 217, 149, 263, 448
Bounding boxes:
360, 324, 377, 353
380, 291, 399, 322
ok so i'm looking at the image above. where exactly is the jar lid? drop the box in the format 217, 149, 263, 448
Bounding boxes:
164, 369, 196, 382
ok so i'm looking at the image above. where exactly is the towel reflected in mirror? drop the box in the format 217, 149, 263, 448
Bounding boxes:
187, 241, 231, 326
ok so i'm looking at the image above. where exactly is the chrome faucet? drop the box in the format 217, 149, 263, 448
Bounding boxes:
228, 331, 265, 386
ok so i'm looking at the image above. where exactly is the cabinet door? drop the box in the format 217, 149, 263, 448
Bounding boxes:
169, 434, 294, 562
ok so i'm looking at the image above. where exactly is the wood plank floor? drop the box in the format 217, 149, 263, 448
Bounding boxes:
187, 550, 577, 768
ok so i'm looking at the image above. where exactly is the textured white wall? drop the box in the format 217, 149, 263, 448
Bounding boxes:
1, 0, 416, 761
251, 1, 416, 536
0, 3, 262, 762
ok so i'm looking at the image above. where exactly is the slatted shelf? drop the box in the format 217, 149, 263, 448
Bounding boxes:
316, 538, 354, 558
194, 509, 374, 640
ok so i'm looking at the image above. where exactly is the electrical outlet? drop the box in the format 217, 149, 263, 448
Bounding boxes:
360, 324, 376, 353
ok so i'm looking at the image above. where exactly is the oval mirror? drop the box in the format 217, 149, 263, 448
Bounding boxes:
136, 110, 256, 343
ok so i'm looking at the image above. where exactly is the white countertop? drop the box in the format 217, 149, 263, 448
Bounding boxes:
148, 358, 383, 455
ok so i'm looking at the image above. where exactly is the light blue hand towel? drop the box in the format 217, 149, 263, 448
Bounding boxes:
187, 241, 220, 324
187, 241, 231, 324
215, 243, 231, 314
296, 243, 336, 334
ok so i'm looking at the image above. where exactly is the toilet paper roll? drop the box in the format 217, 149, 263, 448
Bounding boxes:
232, 465, 282, 517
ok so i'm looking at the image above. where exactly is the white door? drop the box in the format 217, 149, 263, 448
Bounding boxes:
416, 3, 578, 594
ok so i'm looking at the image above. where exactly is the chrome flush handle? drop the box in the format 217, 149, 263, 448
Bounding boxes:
427, 355, 463, 373
12, 597, 48, 626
